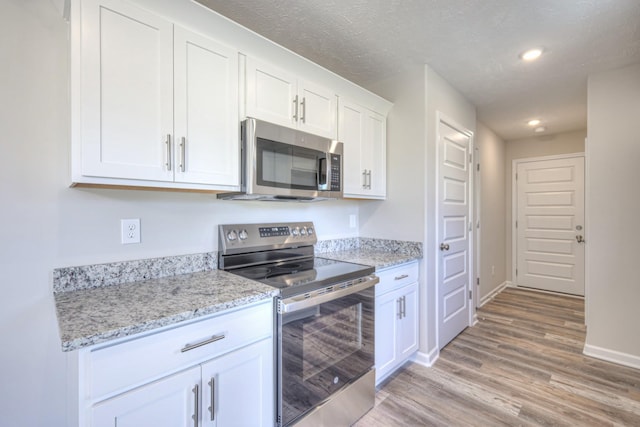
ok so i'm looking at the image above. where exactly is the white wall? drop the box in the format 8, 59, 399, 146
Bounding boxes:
425, 66, 477, 353
0, 2, 361, 425
585, 62, 640, 364
365, 65, 476, 361
504, 129, 586, 281
475, 122, 506, 301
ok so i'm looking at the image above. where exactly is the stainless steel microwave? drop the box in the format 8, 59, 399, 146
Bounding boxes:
217, 118, 343, 201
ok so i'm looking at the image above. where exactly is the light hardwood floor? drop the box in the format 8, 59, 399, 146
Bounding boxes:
355, 287, 640, 426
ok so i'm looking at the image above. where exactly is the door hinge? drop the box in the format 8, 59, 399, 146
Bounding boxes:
469, 290, 472, 300
515, 220, 518, 228
516, 268, 518, 276
477, 163, 480, 172
476, 277, 480, 286
469, 153, 472, 163
516, 172, 518, 180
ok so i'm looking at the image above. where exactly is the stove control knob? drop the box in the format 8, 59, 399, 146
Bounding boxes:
300, 227, 307, 236
307, 227, 314, 236
292, 227, 300, 237
238, 229, 248, 240
227, 230, 238, 241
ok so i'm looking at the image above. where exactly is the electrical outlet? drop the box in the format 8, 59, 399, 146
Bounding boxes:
121, 219, 141, 244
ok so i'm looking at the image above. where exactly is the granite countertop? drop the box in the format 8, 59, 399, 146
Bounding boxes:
320, 249, 420, 270
54, 269, 278, 352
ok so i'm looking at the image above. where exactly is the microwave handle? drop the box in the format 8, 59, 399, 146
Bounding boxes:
318, 155, 329, 190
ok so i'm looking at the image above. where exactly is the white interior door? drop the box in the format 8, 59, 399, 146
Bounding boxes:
438, 119, 472, 349
515, 156, 585, 295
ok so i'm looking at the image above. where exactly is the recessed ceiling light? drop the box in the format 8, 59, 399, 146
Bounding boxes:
527, 119, 541, 126
534, 126, 546, 133
520, 48, 543, 61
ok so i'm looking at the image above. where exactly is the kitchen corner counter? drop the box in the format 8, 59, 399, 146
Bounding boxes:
320, 249, 420, 271
54, 269, 278, 352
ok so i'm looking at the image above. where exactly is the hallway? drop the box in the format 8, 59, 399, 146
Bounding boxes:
356, 288, 640, 426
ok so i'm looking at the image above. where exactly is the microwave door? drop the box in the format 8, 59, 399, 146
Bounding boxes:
317, 154, 328, 191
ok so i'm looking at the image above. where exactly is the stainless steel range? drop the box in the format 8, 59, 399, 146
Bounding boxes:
219, 222, 378, 427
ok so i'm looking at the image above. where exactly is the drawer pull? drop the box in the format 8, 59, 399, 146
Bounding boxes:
394, 274, 409, 280
181, 334, 226, 353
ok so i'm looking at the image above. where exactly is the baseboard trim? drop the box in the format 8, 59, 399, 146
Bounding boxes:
583, 344, 640, 370
412, 347, 439, 367
479, 281, 510, 307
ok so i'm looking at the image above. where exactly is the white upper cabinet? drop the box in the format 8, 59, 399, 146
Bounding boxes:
245, 56, 338, 139
73, 0, 239, 190
173, 27, 239, 187
339, 99, 387, 199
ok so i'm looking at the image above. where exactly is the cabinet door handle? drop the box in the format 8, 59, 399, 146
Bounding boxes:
363, 169, 367, 188
367, 170, 372, 189
402, 296, 406, 319
293, 95, 299, 121
165, 134, 172, 171
192, 384, 199, 427
394, 274, 409, 281
300, 97, 306, 123
397, 298, 402, 320
181, 334, 225, 353
180, 137, 186, 173
208, 377, 215, 421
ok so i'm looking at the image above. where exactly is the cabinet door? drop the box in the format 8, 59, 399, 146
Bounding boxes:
81, 0, 174, 181
363, 110, 387, 198
174, 27, 239, 187
92, 367, 201, 427
245, 57, 297, 129
201, 339, 274, 427
298, 80, 337, 139
398, 282, 419, 360
338, 100, 365, 195
374, 288, 400, 384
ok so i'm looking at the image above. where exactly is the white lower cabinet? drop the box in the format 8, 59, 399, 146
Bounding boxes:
92, 366, 202, 427
375, 261, 419, 385
78, 301, 274, 427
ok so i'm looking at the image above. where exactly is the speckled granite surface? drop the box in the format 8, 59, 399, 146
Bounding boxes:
54, 238, 420, 352
53, 252, 217, 293
319, 250, 419, 270
316, 237, 422, 270
54, 269, 278, 352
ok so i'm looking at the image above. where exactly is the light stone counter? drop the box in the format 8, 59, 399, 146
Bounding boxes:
54, 269, 278, 352
317, 237, 422, 270
320, 250, 419, 270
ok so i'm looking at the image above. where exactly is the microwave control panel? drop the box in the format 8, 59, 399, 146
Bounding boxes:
330, 154, 341, 191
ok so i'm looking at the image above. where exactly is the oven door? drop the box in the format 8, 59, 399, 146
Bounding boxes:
276, 278, 376, 426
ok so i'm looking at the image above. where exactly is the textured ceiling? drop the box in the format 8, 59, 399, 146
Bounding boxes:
196, 0, 640, 140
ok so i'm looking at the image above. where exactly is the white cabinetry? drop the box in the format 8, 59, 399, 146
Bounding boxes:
77, 301, 274, 427
245, 56, 338, 139
338, 99, 387, 199
73, 0, 239, 190
375, 261, 419, 385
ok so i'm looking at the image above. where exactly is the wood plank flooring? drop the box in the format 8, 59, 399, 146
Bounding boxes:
355, 287, 640, 426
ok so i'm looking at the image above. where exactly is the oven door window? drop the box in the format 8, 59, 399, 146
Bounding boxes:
256, 137, 326, 190
278, 289, 374, 426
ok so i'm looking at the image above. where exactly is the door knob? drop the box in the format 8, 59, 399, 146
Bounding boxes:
576, 235, 584, 243
440, 243, 450, 251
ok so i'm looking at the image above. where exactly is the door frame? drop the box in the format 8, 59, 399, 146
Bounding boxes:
511, 152, 586, 289
435, 112, 476, 349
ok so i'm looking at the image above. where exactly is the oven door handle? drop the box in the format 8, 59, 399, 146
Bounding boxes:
278, 274, 379, 314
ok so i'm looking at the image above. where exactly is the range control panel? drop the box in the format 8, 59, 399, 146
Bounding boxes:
218, 221, 317, 255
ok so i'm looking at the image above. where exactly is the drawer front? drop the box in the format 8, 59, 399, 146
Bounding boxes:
375, 261, 419, 296
88, 300, 272, 401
